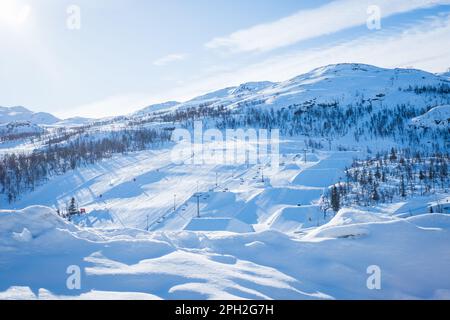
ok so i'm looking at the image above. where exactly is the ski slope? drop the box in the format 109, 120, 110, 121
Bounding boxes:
5, 138, 343, 233
2, 137, 449, 299
1, 63, 450, 299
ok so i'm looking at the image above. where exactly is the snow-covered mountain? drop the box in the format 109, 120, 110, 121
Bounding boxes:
0, 106, 60, 125
134, 63, 450, 117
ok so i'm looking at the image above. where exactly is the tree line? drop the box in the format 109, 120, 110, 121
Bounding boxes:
0, 128, 172, 204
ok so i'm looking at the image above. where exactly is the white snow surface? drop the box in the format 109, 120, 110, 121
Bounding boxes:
1, 204, 450, 299
1, 64, 450, 300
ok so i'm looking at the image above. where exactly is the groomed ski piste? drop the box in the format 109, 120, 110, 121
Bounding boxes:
1, 137, 450, 300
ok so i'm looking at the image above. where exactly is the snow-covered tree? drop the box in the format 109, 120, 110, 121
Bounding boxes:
67, 197, 78, 216
331, 186, 340, 213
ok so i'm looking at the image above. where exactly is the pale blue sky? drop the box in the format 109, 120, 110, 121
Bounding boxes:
1, 0, 450, 118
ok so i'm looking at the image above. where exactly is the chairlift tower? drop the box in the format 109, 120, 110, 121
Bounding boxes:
193, 193, 202, 218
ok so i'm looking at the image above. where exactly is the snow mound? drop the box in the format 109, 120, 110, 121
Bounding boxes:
185, 218, 254, 233
0, 206, 77, 241
406, 214, 450, 229
270, 205, 323, 233
304, 208, 395, 239
0, 206, 111, 251
328, 208, 394, 226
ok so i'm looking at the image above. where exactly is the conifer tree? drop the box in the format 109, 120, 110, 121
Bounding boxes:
331, 186, 340, 213
68, 197, 78, 216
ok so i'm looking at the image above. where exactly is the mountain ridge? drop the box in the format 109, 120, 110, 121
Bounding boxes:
2, 63, 450, 123
0, 106, 60, 125
131, 63, 450, 116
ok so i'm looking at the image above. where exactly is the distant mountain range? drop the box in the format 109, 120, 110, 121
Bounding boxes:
132, 63, 450, 122
0, 106, 60, 125
0, 106, 95, 127
1, 64, 450, 127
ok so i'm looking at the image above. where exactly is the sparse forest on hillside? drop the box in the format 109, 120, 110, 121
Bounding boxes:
0, 128, 172, 203
323, 149, 449, 209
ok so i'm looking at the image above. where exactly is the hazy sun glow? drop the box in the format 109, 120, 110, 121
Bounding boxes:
0, 0, 31, 27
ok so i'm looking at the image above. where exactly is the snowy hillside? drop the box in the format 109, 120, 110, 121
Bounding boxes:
0, 121, 45, 136
133, 101, 180, 116
134, 64, 450, 117
53, 117, 94, 127
410, 105, 450, 128
0, 106, 60, 125
1, 63, 449, 300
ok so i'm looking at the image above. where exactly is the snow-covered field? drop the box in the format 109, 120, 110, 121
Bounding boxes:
2, 200, 450, 299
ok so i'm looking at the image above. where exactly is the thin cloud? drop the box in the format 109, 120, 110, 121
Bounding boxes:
67, 15, 450, 118
177, 14, 450, 102
205, 0, 449, 53
153, 53, 187, 66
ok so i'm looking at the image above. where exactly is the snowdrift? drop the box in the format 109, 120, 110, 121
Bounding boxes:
184, 218, 254, 233
1, 206, 450, 299
304, 208, 399, 239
